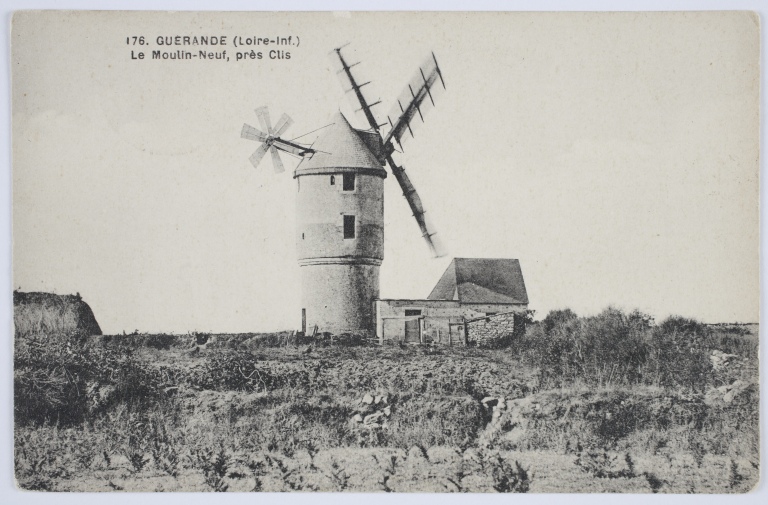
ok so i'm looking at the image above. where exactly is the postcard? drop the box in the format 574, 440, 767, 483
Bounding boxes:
11, 10, 760, 493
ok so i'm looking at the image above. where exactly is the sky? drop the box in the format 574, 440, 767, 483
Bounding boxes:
11, 10, 760, 333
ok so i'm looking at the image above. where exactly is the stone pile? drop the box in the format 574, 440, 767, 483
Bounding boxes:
481, 396, 507, 426
478, 395, 528, 447
350, 392, 392, 430
706, 379, 751, 404
709, 350, 739, 371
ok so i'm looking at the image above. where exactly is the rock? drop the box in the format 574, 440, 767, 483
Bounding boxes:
383, 406, 391, 416
481, 397, 498, 407
710, 350, 739, 371
364, 412, 384, 425
362, 393, 374, 405
723, 380, 749, 403
502, 427, 526, 446
704, 387, 723, 406
352, 414, 363, 423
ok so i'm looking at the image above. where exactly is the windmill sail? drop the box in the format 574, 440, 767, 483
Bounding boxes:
248, 142, 270, 168
383, 53, 445, 151
329, 45, 385, 132
242, 107, 313, 172
390, 163, 446, 258
329, 46, 447, 258
241, 123, 268, 142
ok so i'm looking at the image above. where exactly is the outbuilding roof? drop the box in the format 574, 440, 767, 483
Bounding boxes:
427, 258, 528, 304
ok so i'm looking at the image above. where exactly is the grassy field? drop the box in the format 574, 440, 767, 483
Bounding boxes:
13, 300, 760, 493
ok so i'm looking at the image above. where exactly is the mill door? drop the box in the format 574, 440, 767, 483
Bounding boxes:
404, 319, 420, 343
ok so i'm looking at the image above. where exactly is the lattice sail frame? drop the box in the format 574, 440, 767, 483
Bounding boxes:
330, 45, 447, 258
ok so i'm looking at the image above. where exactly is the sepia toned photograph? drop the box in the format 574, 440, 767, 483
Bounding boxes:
9, 9, 761, 494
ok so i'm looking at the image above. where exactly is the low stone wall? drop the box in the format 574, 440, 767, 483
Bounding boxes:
466, 311, 524, 348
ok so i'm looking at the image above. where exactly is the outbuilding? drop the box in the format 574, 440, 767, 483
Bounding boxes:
375, 258, 529, 345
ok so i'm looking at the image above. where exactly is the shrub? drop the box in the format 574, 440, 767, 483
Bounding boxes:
647, 316, 710, 392
15, 426, 69, 490
522, 307, 653, 388
189, 443, 231, 492
14, 331, 165, 426
542, 308, 579, 334
150, 419, 182, 477
14, 332, 93, 425
190, 350, 316, 392
384, 395, 486, 449
477, 450, 531, 492
575, 449, 635, 479
519, 307, 753, 393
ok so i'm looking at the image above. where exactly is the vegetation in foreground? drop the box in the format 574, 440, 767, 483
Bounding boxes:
14, 302, 759, 492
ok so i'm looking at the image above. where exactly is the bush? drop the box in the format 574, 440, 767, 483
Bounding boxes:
521, 307, 652, 388
14, 331, 164, 426
384, 395, 487, 449
519, 307, 757, 393
647, 316, 710, 392
191, 350, 315, 392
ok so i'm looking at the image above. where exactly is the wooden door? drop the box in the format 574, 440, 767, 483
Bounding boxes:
404, 318, 420, 343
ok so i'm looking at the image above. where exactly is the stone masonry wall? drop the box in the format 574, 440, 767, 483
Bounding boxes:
466, 312, 523, 348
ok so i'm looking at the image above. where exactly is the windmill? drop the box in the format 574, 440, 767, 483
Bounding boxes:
240, 44, 448, 335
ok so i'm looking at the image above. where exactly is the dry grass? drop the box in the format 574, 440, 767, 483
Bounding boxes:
13, 300, 760, 493
14, 291, 101, 339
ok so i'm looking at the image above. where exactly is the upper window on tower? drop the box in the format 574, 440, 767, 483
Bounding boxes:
330, 175, 335, 185
342, 173, 355, 192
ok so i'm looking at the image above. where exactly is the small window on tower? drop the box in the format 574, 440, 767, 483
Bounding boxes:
330, 175, 335, 185
343, 215, 355, 239
405, 309, 422, 317
342, 173, 355, 191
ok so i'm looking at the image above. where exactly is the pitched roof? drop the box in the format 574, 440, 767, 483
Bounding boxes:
427, 258, 528, 304
297, 111, 385, 172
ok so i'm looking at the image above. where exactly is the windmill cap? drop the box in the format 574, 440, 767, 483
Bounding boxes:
294, 112, 387, 178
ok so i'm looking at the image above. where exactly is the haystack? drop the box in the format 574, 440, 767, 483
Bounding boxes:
13, 291, 102, 338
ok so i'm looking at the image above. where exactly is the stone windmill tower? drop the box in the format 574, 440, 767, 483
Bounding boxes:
241, 45, 446, 335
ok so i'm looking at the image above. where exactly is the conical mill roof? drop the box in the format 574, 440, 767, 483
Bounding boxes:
294, 112, 386, 177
